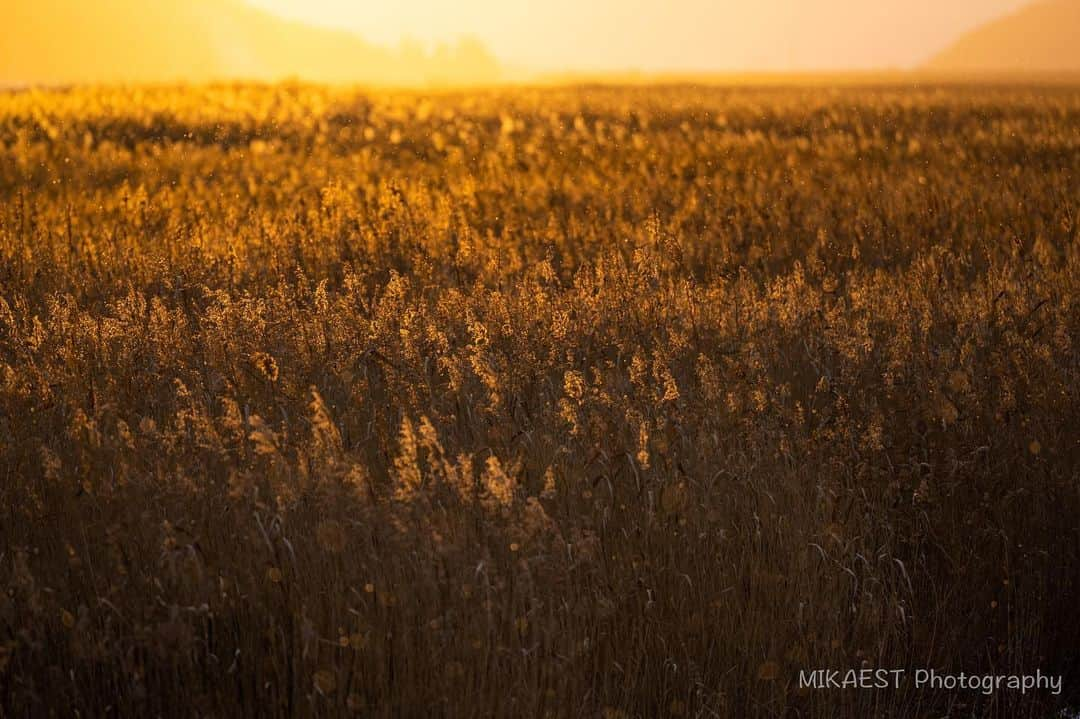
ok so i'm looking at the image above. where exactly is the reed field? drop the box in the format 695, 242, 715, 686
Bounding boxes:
0, 82, 1078, 717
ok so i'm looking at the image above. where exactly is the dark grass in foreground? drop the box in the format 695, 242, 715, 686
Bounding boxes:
1, 83, 1079, 717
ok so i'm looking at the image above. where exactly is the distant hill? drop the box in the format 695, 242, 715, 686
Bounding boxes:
0, 0, 499, 87
927, 0, 1080, 72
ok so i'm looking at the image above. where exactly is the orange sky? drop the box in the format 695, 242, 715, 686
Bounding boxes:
247, 0, 1031, 71
3, 0, 1062, 88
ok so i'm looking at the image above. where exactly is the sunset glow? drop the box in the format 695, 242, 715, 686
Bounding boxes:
4, 0, 1080, 713
3, 0, 1073, 87
246, 0, 1031, 72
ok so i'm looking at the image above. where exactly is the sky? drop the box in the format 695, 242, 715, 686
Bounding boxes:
246, 0, 1033, 72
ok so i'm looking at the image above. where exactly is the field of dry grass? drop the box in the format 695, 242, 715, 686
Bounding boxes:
1, 83, 1078, 718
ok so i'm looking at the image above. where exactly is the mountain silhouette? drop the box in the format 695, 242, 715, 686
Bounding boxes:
0, 0, 500, 87
927, 0, 1080, 72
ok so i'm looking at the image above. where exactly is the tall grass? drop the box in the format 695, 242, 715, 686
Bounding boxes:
0, 83, 1078, 717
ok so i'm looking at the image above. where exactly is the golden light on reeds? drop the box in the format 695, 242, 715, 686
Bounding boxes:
1, 78, 1078, 718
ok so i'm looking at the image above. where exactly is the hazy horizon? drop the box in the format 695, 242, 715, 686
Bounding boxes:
246, 0, 1032, 73
4, 0, 1078, 87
